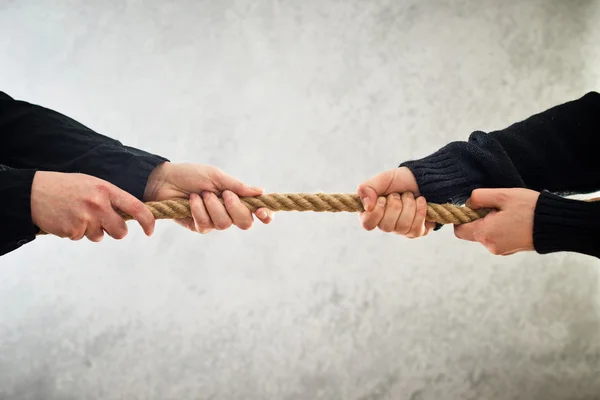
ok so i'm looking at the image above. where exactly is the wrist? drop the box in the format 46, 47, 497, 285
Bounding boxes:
144, 161, 171, 201
398, 166, 421, 196
401, 149, 476, 204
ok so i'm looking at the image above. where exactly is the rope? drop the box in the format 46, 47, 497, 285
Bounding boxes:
36, 193, 488, 236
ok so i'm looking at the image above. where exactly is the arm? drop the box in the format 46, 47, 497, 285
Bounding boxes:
0, 92, 274, 256
359, 92, 600, 258
401, 91, 600, 204
0, 91, 167, 200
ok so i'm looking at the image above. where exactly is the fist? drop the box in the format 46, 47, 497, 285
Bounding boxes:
31, 171, 155, 241
454, 188, 540, 255
357, 167, 435, 237
144, 162, 274, 234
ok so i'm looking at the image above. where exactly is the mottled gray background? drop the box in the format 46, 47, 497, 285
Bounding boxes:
1, 1, 600, 399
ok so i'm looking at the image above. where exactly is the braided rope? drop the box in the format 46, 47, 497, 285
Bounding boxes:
133, 193, 487, 224
36, 193, 488, 236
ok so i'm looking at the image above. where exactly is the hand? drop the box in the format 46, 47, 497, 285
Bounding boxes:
454, 188, 540, 255
357, 167, 435, 237
31, 171, 155, 241
143, 162, 273, 233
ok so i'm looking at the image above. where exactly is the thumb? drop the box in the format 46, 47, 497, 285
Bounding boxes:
466, 189, 507, 210
454, 218, 485, 242
358, 167, 418, 212
357, 169, 395, 212
356, 184, 379, 212
215, 170, 264, 197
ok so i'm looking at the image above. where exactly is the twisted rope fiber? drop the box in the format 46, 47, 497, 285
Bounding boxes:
132, 193, 488, 224
36, 193, 487, 236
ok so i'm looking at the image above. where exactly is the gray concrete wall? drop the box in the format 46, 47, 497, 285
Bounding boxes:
1, 1, 600, 399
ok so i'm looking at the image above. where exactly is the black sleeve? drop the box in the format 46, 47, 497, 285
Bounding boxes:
0, 91, 168, 200
0, 167, 38, 256
400, 91, 600, 257
0, 91, 169, 257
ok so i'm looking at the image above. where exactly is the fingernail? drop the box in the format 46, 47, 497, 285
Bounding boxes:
250, 186, 263, 193
377, 197, 386, 206
257, 210, 268, 219
391, 193, 401, 200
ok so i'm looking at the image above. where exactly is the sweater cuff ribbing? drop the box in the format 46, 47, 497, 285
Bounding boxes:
534, 192, 600, 258
401, 150, 477, 205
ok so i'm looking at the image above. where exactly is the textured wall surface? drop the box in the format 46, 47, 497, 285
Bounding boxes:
1, 1, 600, 399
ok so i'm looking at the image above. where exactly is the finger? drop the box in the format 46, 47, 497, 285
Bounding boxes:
425, 221, 436, 235
202, 191, 233, 230
69, 225, 87, 241
453, 219, 486, 242
357, 184, 378, 212
406, 196, 427, 238
360, 196, 387, 231
189, 193, 214, 233
378, 193, 403, 233
110, 188, 155, 236
102, 211, 129, 240
466, 189, 508, 210
394, 192, 417, 235
85, 222, 105, 242
255, 208, 274, 224
357, 169, 395, 212
212, 168, 263, 197
358, 167, 419, 212
223, 190, 254, 230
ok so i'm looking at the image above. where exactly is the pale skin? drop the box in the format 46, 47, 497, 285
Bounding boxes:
31, 162, 274, 242
357, 167, 540, 255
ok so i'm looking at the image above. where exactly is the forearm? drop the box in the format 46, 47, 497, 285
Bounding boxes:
401, 91, 600, 204
0, 91, 168, 200
0, 167, 38, 256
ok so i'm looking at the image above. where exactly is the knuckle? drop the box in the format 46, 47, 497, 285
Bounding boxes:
130, 200, 146, 217
208, 167, 224, 182
387, 194, 402, 207
86, 194, 105, 209
495, 192, 509, 203
93, 182, 111, 194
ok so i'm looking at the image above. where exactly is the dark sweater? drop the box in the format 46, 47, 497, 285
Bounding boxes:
0, 91, 167, 256
401, 91, 600, 258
